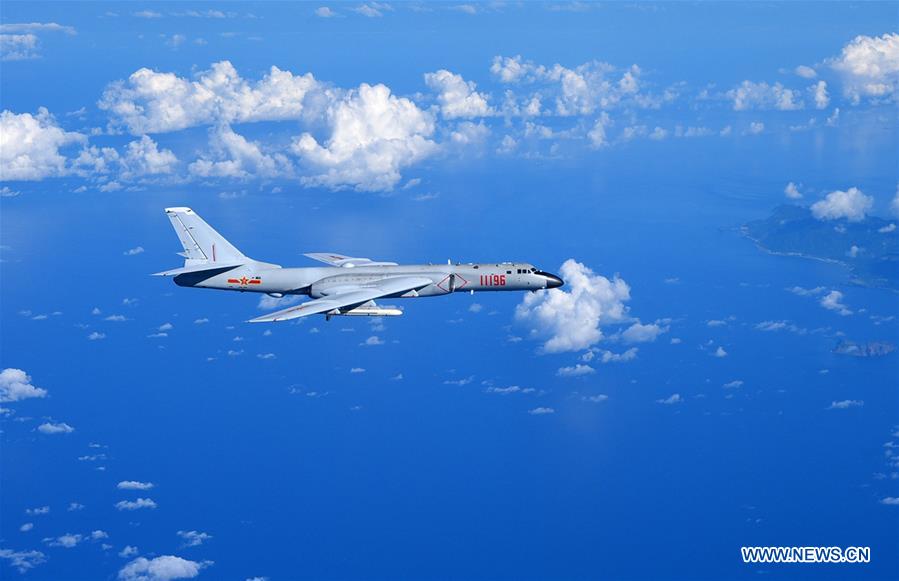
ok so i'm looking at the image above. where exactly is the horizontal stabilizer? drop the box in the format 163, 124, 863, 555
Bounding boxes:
152, 263, 242, 277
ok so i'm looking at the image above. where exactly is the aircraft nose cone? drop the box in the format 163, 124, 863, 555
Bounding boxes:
545, 273, 564, 289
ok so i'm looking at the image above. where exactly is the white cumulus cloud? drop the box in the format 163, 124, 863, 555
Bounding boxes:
621, 321, 666, 343
727, 81, 803, 111
424, 69, 493, 119
117, 480, 154, 490
118, 555, 210, 581
177, 530, 212, 547
0, 108, 85, 180
810, 187, 873, 222
810, 80, 830, 109
189, 124, 288, 179
820, 290, 852, 316
99, 61, 322, 134
784, 182, 802, 199
0, 368, 47, 403
516, 259, 630, 353
291, 83, 437, 191
38, 421, 74, 434
556, 364, 595, 377
115, 498, 157, 511
829, 33, 899, 103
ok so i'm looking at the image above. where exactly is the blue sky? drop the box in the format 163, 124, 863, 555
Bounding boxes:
1, 3, 898, 580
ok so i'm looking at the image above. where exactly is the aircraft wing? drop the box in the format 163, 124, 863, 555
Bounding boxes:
247, 276, 433, 323
303, 252, 398, 268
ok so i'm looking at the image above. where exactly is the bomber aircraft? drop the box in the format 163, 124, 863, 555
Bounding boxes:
155, 207, 564, 323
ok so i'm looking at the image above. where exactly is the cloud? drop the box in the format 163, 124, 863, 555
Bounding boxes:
828, 399, 864, 409
120, 135, 178, 178
0, 368, 48, 403
0, 33, 39, 61
794, 65, 817, 79
490, 55, 535, 84
124, 246, 145, 256
755, 320, 805, 333
713, 346, 728, 358
120, 546, 139, 558
26, 506, 49, 516
0, 108, 85, 180
45, 533, 82, 548
118, 555, 210, 581
118, 480, 154, 490
810, 80, 830, 109
424, 69, 493, 119
893, 185, 899, 217
820, 290, 852, 316
315, 7, 339, 18
490, 56, 652, 116
352, 3, 391, 17
587, 112, 611, 148
723, 380, 744, 389
556, 364, 595, 377
361, 336, 384, 346
133, 10, 162, 19
485, 385, 534, 395
528, 407, 555, 415
115, 498, 157, 511
747, 121, 765, 134
0, 22, 76, 35
784, 182, 802, 199
443, 376, 473, 386
449, 121, 490, 146
621, 321, 666, 343
88, 331, 106, 341
291, 83, 437, 191
727, 81, 803, 110
516, 259, 630, 353
349, 367, 365, 374
177, 530, 212, 548
583, 394, 608, 403
829, 33, 899, 103
881, 497, 899, 505
99, 61, 322, 134
189, 124, 288, 179
0, 22, 75, 61
0, 549, 46, 574
38, 421, 75, 434
788, 285, 826, 297
656, 393, 682, 405
592, 348, 638, 363
810, 187, 873, 222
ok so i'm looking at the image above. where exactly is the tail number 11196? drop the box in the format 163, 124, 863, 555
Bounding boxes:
480, 274, 506, 286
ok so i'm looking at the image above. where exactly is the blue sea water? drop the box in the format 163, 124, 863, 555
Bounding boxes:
2, 118, 897, 579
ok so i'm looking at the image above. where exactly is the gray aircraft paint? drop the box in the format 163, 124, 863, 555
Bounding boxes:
155, 207, 563, 322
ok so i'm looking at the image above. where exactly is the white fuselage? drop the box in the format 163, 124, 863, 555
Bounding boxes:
175, 261, 563, 299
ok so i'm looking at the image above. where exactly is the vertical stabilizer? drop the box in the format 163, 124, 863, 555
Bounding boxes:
164, 207, 247, 267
